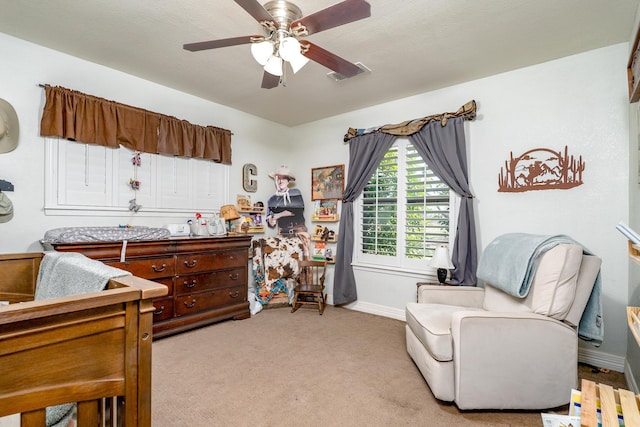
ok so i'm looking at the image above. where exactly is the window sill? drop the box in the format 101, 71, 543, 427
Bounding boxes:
44, 205, 207, 218
352, 261, 439, 281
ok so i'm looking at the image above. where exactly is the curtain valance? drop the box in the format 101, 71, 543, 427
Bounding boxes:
343, 100, 476, 142
40, 85, 233, 165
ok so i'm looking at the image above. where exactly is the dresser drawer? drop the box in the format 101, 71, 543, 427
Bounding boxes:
107, 256, 175, 279
152, 297, 174, 322
175, 267, 245, 295
176, 250, 246, 274
174, 286, 246, 317
155, 277, 174, 297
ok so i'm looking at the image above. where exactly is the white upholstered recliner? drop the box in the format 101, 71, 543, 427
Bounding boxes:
405, 243, 602, 410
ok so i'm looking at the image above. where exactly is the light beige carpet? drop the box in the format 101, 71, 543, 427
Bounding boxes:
151, 305, 626, 427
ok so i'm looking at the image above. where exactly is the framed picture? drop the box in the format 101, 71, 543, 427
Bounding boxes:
312, 200, 339, 221
311, 164, 344, 200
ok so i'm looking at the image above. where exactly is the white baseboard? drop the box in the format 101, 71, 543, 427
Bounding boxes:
578, 346, 625, 373
625, 359, 639, 393
339, 299, 406, 321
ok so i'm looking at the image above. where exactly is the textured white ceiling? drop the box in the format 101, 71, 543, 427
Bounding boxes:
0, 0, 638, 126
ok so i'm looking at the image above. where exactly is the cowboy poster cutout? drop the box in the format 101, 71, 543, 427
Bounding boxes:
266, 165, 307, 235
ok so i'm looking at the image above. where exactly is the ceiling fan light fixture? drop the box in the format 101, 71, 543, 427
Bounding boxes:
288, 52, 309, 74
251, 40, 273, 66
264, 55, 283, 76
184, 0, 372, 89
279, 36, 309, 73
279, 37, 300, 61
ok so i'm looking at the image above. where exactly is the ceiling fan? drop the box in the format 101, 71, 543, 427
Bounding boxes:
183, 0, 371, 89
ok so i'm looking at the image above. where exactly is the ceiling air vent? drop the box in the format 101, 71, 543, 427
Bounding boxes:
327, 62, 371, 81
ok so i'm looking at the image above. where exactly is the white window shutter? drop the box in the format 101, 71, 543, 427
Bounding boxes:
44, 138, 229, 216
57, 140, 114, 207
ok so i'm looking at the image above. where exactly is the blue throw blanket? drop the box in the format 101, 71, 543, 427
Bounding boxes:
476, 233, 603, 346
34, 251, 131, 426
35, 251, 131, 301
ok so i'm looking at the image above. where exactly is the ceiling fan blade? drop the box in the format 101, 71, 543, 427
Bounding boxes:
302, 41, 361, 78
291, 0, 371, 36
261, 71, 280, 89
234, 0, 278, 27
183, 35, 258, 52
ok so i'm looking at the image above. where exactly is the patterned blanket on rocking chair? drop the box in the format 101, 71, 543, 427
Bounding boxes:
251, 234, 310, 305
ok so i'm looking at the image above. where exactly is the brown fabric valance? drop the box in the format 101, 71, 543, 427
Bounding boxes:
343, 100, 477, 142
40, 85, 232, 164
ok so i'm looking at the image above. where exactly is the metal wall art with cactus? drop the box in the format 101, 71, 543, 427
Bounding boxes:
498, 146, 585, 192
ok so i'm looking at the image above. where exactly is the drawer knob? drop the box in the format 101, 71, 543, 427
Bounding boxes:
229, 290, 240, 298
229, 273, 239, 280
154, 305, 165, 315
183, 299, 197, 308
152, 263, 167, 272
184, 259, 198, 268
184, 279, 197, 288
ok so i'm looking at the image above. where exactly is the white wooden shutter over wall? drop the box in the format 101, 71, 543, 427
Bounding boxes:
45, 138, 229, 216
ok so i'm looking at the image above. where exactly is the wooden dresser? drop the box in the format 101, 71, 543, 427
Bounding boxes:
51, 235, 252, 338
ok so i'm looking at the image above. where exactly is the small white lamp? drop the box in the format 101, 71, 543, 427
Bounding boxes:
429, 245, 454, 284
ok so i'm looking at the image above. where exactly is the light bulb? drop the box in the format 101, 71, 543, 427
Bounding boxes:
279, 37, 309, 73
288, 52, 309, 73
251, 41, 273, 66
264, 55, 283, 76
279, 37, 300, 61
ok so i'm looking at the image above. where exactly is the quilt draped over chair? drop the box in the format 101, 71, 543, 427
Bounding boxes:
252, 235, 310, 305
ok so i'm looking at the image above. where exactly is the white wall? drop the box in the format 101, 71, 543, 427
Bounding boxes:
0, 32, 288, 253
625, 10, 640, 389
293, 44, 631, 367
0, 31, 632, 367
626, 100, 640, 390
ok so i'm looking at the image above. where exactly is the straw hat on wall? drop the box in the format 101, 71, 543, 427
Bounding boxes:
0, 192, 13, 223
0, 98, 19, 154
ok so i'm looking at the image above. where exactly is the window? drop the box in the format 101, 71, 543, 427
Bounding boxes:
44, 138, 229, 216
355, 139, 456, 272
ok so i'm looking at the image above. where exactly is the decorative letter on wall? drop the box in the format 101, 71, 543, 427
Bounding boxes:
243, 163, 258, 192
498, 146, 585, 192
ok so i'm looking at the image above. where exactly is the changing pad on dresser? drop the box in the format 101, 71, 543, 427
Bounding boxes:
42, 226, 171, 244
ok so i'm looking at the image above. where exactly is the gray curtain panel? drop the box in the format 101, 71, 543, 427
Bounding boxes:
409, 117, 477, 286
334, 132, 396, 305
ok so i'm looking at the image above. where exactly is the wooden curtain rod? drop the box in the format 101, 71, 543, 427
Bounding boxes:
343, 100, 477, 142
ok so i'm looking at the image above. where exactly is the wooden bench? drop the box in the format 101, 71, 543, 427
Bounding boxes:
580, 379, 640, 427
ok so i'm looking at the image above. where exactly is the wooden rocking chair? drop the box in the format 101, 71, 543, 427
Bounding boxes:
291, 259, 327, 314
